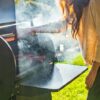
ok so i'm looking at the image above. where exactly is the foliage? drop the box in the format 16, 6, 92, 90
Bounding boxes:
70, 53, 85, 66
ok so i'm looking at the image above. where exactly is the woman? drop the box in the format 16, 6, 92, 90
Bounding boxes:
59, 0, 100, 99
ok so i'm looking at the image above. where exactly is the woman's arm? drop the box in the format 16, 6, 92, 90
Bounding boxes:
18, 0, 68, 35
30, 19, 67, 33
18, 19, 67, 35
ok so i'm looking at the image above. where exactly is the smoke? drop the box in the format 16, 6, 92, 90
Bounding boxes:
15, 0, 63, 81
17, 34, 57, 81
15, 0, 79, 82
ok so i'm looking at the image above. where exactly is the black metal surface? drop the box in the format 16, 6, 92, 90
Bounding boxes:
19, 64, 87, 91
0, 0, 15, 24
0, 37, 16, 100
16, 92, 52, 100
16, 85, 51, 97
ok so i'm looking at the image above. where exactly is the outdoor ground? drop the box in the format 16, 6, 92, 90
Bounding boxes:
52, 53, 91, 100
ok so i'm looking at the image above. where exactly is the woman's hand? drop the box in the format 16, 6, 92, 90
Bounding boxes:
86, 67, 98, 89
85, 61, 100, 89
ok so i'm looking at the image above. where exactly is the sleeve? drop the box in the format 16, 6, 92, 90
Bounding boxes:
91, 0, 100, 62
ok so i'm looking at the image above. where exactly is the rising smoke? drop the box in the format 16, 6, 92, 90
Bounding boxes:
15, 0, 76, 82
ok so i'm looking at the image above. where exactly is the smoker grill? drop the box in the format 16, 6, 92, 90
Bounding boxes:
0, 0, 87, 100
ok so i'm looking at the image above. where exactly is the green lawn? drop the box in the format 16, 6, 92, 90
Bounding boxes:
52, 53, 91, 100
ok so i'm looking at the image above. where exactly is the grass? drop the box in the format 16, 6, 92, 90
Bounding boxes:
52, 53, 91, 100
